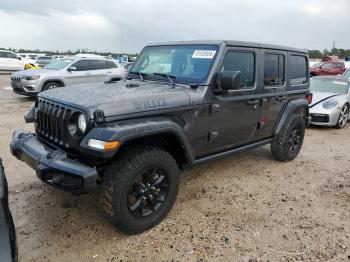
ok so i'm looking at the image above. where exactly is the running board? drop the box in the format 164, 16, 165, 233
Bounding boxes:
193, 138, 273, 166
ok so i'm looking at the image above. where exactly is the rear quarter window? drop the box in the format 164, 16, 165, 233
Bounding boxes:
289, 55, 308, 85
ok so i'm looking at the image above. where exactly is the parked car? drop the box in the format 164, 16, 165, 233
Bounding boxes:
310, 61, 346, 77
309, 76, 350, 128
0, 51, 24, 71
10, 40, 310, 234
10, 57, 124, 96
35, 56, 53, 67
0, 159, 18, 262
17, 53, 38, 64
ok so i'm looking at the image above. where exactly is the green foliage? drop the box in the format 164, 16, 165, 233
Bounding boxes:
309, 48, 350, 59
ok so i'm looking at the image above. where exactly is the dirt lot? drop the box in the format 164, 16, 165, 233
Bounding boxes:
0, 74, 349, 261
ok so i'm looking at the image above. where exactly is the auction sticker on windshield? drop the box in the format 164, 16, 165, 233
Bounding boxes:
192, 50, 216, 59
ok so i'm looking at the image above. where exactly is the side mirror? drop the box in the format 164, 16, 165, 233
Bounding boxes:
67, 66, 77, 72
217, 71, 241, 91
17, 56, 22, 60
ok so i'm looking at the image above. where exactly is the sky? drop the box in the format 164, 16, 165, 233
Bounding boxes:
0, 0, 349, 54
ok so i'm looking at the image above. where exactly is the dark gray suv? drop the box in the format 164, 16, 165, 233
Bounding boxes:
11, 40, 311, 234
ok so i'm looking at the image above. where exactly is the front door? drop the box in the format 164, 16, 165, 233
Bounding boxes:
208, 48, 261, 151
65, 60, 95, 86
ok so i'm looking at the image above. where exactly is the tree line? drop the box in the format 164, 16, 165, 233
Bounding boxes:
308, 48, 350, 59
0, 47, 137, 58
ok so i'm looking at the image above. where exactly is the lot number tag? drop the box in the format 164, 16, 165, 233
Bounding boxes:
192, 50, 216, 59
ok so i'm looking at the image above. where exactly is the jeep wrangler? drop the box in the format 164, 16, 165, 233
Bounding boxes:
10, 40, 311, 234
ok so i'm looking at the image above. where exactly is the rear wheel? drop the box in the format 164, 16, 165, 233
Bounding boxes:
271, 114, 305, 162
42, 81, 61, 91
100, 145, 180, 234
336, 104, 349, 129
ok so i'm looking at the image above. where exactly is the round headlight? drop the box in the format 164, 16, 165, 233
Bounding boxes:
78, 114, 87, 133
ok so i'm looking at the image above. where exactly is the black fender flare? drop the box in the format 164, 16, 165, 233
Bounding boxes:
274, 99, 309, 136
80, 118, 195, 163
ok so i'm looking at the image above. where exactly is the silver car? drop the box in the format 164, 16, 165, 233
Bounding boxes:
309, 76, 350, 128
10, 57, 124, 96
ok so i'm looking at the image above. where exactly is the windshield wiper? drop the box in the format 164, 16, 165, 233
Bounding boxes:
153, 73, 176, 88
128, 71, 148, 81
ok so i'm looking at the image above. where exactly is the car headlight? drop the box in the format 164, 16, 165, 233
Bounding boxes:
78, 114, 87, 134
22, 75, 40, 80
322, 99, 338, 109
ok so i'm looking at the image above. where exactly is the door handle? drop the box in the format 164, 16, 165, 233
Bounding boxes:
246, 99, 260, 106
210, 104, 220, 113
276, 95, 288, 102
85, 73, 92, 75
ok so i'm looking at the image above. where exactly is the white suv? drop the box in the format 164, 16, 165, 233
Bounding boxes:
0, 50, 24, 71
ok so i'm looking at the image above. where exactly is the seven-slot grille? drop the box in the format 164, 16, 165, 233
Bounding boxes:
36, 99, 72, 146
11, 76, 21, 83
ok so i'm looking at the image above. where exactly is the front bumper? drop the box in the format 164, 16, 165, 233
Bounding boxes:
309, 107, 340, 126
10, 79, 40, 96
10, 129, 97, 194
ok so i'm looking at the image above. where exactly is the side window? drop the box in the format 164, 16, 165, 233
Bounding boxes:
90, 60, 107, 70
6, 52, 17, 59
0, 52, 5, 58
106, 61, 117, 69
264, 53, 285, 86
335, 63, 342, 69
290, 55, 308, 85
221, 51, 255, 89
321, 62, 332, 69
72, 60, 91, 71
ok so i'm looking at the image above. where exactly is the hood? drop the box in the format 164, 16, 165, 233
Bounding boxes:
12, 68, 60, 77
309, 91, 342, 107
39, 80, 192, 118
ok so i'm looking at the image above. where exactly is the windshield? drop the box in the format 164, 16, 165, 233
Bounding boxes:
310, 78, 349, 94
130, 45, 219, 83
311, 62, 323, 68
343, 69, 350, 78
44, 59, 74, 70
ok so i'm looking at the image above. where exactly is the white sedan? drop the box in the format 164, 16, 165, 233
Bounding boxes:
309, 76, 350, 128
0, 50, 24, 71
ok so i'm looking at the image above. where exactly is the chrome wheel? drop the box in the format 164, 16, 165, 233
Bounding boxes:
338, 105, 349, 128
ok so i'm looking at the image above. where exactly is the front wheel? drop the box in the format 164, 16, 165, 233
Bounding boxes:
336, 104, 349, 129
271, 114, 305, 162
42, 81, 61, 91
100, 145, 180, 234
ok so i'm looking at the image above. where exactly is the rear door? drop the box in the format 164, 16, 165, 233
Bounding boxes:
258, 50, 287, 138
89, 60, 113, 82
208, 47, 261, 151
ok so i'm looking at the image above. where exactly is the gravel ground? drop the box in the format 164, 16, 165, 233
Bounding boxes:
0, 74, 349, 261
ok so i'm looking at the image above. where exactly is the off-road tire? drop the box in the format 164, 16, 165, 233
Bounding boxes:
271, 114, 305, 162
99, 145, 180, 234
42, 81, 61, 91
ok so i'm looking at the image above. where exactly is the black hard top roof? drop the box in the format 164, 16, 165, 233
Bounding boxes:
147, 40, 308, 54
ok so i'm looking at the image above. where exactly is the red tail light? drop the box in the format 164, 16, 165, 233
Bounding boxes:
307, 93, 313, 104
